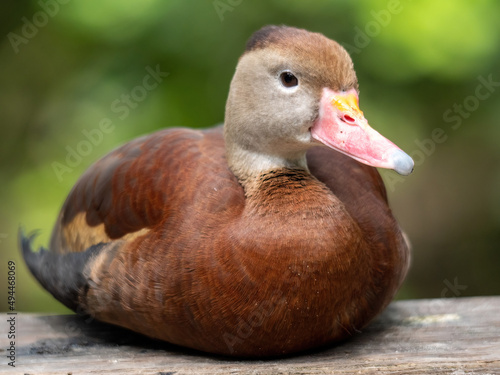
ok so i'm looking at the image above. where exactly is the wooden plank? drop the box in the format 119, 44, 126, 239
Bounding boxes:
3, 297, 500, 374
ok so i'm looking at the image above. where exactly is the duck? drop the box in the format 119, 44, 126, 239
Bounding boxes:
21, 25, 413, 358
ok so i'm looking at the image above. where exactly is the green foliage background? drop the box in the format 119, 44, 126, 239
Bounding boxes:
1, 0, 500, 313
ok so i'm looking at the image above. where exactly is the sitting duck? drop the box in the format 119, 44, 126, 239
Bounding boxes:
21, 25, 413, 357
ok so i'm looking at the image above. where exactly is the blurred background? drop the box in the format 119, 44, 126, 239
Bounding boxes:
1, 0, 499, 313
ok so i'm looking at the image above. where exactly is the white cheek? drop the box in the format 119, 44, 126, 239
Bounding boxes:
297, 131, 313, 143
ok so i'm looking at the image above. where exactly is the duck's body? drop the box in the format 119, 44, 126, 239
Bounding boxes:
22, 26, 412, 357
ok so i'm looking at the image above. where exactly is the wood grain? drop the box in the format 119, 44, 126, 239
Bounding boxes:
5, 296, 500, 374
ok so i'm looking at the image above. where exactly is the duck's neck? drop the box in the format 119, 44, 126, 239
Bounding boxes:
226, 146, 311, 194
240, 167, 341, 226
243, 167, 315, 199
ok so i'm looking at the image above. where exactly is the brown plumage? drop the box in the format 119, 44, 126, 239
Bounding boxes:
21, 25, 412, 357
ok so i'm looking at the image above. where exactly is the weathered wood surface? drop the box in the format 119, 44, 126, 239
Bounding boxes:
5, 297, 500, 374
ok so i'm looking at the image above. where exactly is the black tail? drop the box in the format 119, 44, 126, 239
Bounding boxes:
19, 228, 106, 311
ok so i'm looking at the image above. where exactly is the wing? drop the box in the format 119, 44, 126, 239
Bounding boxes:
22, 126, 237, 312
49, 127, 223, 253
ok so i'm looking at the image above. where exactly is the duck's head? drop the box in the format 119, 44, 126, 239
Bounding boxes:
224, 25, 414, 181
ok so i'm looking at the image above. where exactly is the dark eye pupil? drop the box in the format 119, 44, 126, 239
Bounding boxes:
280, 72, 298, 88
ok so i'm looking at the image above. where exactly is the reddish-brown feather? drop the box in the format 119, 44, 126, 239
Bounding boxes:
46, 126, 408, 357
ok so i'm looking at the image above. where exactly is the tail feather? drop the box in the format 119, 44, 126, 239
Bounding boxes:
19, 228, 106, 311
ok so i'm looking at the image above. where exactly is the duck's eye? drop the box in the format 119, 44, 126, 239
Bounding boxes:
280, 71, 298, 88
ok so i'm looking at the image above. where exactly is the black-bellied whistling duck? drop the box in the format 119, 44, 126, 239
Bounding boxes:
21, 25, 413, 357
